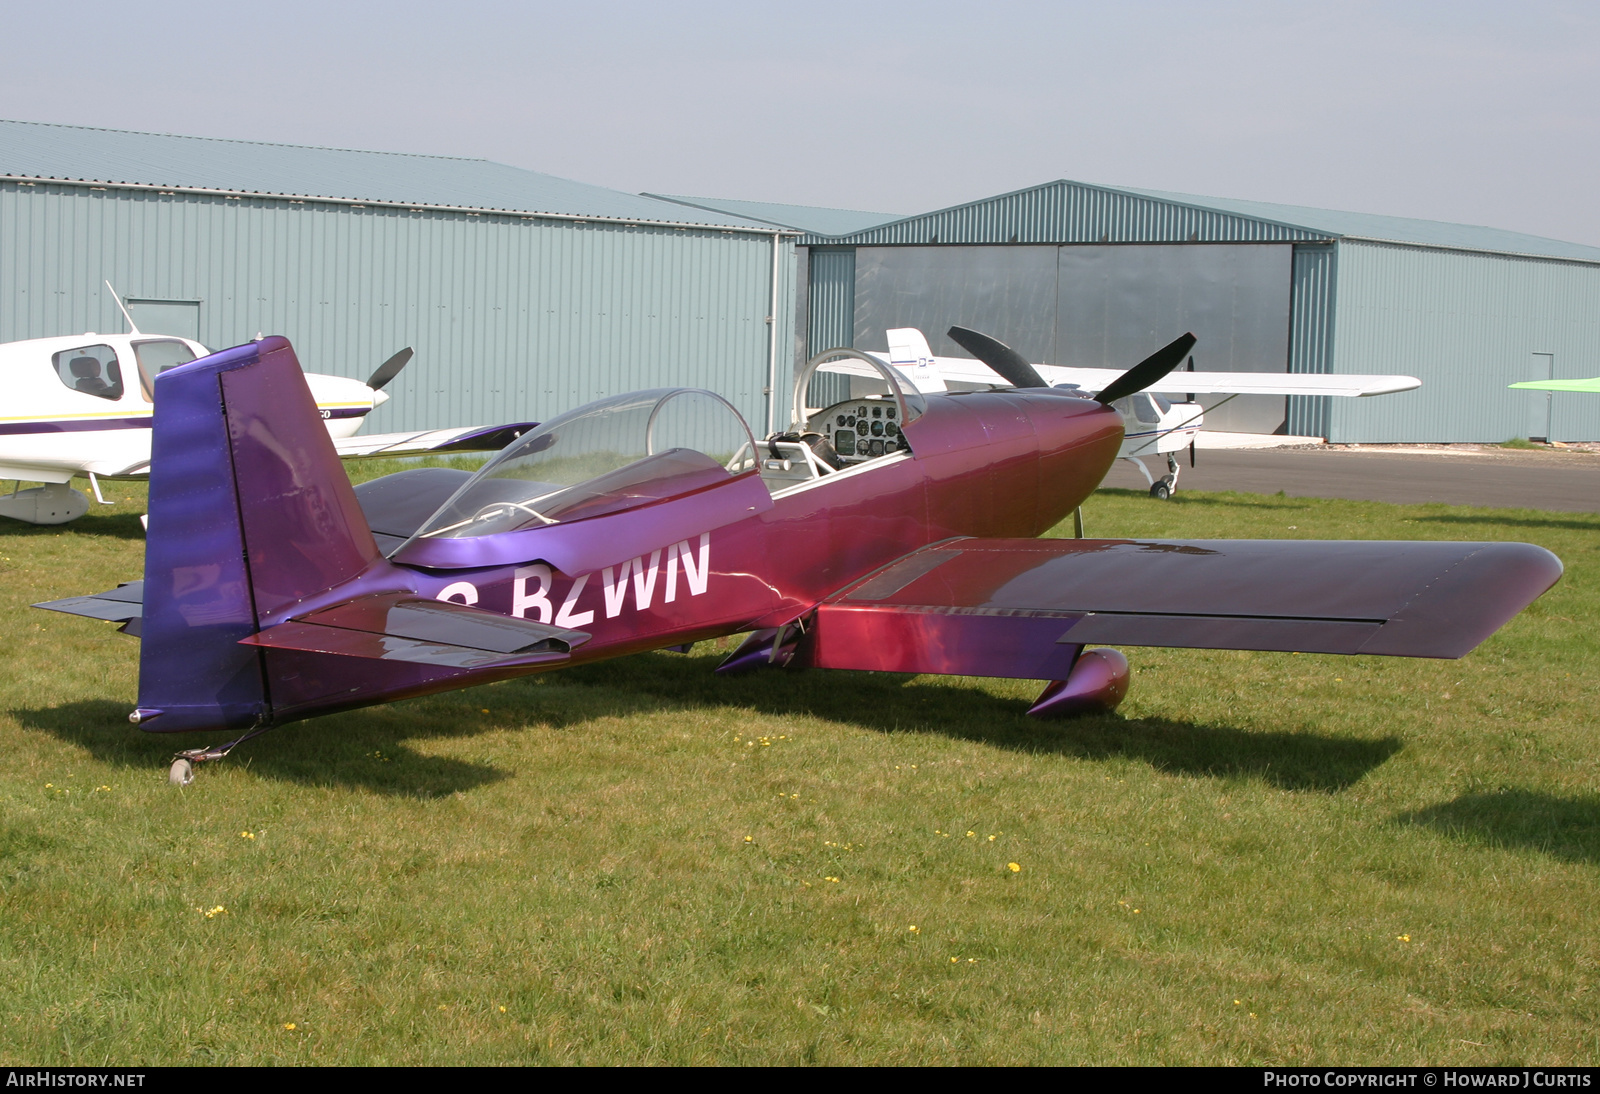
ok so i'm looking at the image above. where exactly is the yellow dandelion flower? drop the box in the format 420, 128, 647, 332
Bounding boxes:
743, 836, 753, 843
950, 956, 959, 963
987, 835, 996, 842
825, 876, 840, 883
480, 709, 489, 714
283, 1022, 296, 1031
1397, 934, 1411, 942
240, 831, 255, 840
1234, 1000, 1242, 1006
966, 830, 976, 838
1007, 862, 1021, 873
498, 1006, 507, 1013
907, 925, 920, 934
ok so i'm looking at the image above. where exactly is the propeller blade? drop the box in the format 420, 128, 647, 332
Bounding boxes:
1190, 440, 1197, 469
946, 326, 1049, 389
365, 347, 414, 392
1094, 333, 1197, 407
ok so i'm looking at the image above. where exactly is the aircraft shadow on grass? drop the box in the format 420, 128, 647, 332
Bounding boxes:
0, 512, 148, 542
11, 698, 509, 798
1397, 789, 1600, 866
542, 650, 1401, 793
16, 647, 1403, 796
1411, 513, 1600, 533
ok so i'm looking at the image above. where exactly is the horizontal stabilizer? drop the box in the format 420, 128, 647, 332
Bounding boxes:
34, 581, 144, 635
240, 592, 590, 669
333, 423, 537, 459
810, 536, 1561, 672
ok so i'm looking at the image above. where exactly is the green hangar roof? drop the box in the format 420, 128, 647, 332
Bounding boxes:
0, 119, 777, 231
799, 178, 1600, 263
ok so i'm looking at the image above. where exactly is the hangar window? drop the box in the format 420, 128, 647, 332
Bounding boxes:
411, 388, 758, 540
52, 344, 124, 401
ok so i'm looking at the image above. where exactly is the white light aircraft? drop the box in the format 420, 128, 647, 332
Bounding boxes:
817, 327, 1421, 498
0, 292, 529, 525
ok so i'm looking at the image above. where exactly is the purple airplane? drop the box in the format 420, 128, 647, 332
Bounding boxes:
37, 334, 1562, 786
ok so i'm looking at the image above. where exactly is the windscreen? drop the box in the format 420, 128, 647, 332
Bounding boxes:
410, 388, 756, 540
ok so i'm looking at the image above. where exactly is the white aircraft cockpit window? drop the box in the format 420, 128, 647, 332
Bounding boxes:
51, 344, 124, 401
131, 339, 198, 402
1115, 394, 1163, 425
410, 388, 757, 541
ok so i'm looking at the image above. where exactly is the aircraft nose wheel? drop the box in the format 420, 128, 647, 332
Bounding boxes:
1149, 477, 1173, 500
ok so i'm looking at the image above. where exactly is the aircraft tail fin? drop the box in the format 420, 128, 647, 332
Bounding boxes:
136, 337, 384, 733
885, 327, 948, 394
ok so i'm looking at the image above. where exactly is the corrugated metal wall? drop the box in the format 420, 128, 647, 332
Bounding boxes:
0, 181, 793, 435
804, 248, 855, 407
1286, 244, 1336, 437
1329, 241, 1600, 443
805, 181, 1326, 248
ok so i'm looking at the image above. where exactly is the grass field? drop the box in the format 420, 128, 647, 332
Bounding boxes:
1, 476, 1597, 1065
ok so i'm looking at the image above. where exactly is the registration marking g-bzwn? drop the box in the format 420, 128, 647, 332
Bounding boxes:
435, 533, 712, 627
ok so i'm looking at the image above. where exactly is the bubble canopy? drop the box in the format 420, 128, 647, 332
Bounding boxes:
408, 388, 758, 542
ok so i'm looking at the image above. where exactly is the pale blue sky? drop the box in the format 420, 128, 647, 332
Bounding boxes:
4, 1, 1596, 243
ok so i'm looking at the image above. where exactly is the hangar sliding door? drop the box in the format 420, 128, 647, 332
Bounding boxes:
853, 243, 1294, 434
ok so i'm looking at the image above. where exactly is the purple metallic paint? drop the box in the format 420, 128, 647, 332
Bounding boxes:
1027, 649, 1130, 718
111, 336, 1562, 741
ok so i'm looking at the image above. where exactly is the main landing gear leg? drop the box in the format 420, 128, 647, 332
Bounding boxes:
1123, 456, 1176, 500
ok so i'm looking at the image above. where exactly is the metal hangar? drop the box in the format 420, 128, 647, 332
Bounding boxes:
665, 183, 1600, 443
0, 120, 797, 437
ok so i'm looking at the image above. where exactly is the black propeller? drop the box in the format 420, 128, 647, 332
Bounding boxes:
1186, 355, 1197, 469
946, 326, 1049, 389
1094, 332, 1197, 407
365, 347, 414, 392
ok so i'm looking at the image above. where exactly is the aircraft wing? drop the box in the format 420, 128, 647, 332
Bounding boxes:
1035, 365, 1421, 398
807, 536, 1561, 678
332, 423, 536, 459
816, 354, 1418, 398
1509, 377, 1600, 393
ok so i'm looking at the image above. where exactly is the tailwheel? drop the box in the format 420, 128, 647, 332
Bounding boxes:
164, 725, 272, 787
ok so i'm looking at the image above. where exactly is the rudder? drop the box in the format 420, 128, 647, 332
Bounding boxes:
137, 337, 381, 733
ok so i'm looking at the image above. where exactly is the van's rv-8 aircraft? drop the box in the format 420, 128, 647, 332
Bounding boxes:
817, 327, 1422, 499
36, 333, 1558, 786
0, 302, 529, 526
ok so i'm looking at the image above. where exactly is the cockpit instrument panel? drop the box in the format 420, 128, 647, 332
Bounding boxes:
813, 398, 903, 464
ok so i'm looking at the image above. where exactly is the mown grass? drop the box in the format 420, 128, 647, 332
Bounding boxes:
1, 477, 1597, 1064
